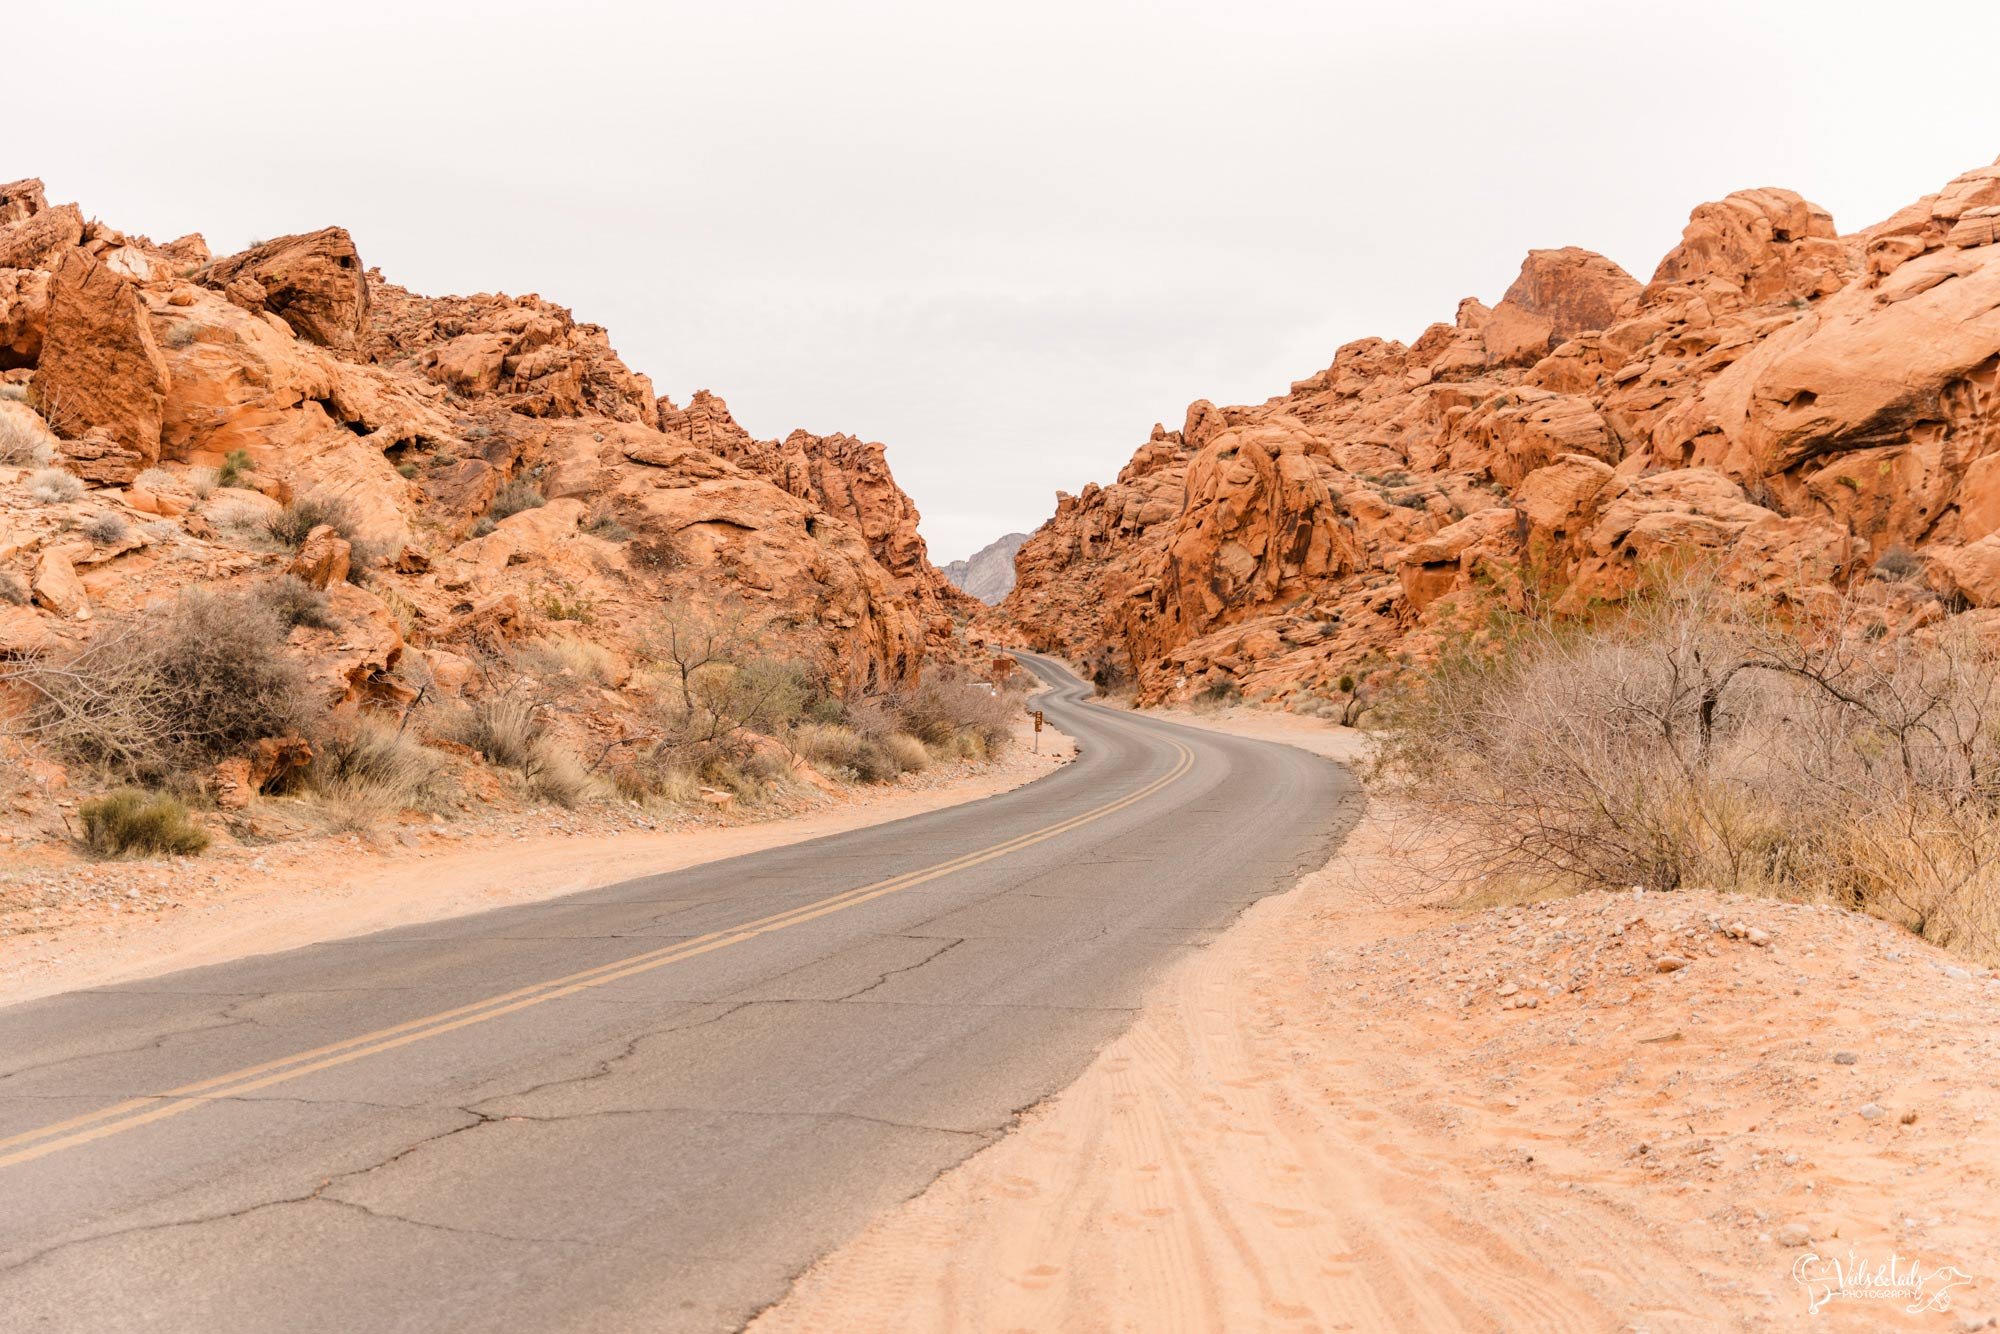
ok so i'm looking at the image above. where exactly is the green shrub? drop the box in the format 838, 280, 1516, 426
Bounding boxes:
216, 449, 254, 488
80, 790, 210, 857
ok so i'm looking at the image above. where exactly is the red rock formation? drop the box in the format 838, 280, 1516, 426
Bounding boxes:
33, 250, 171, 480
1002, 157, 2000, 703
659, 390, 976, 650
202, 228, 370, 352
0, 178, 975, 775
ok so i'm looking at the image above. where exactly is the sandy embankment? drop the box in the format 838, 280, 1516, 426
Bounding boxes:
755, 707, 2000, 1333
0, 721, 1075, 1008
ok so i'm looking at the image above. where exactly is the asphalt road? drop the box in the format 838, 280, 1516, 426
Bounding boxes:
0, 653, 1361, 1332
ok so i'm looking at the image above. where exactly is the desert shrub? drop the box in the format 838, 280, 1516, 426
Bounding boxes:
134, 466, 179, 493
83, 512, 130, 545
583, 505, 633, 541
432, 689, 595, 805
516, 635, 617, 685
610, 758, 701, 805
881, 732, 930, 774
879, 669, 1018, 752
1374, 569, 2000, 961
29, 467, 82, 505
266, 493, 358, 548
0, 571, 25, 605
435, 692, 543, 770
187, 466, 219, 500
788, 721, 893, 782
216, 449, 254, 488
207, 494, 273, 537
255, 574, 338, 630
0, 413, 53, 465
1872, 544, 1922, 581
307, 714, 448, 822
485, 479, 545, 523
525, 741, 596, 807
6, 588, 312, 783
162, 322, 208, 349
80, 790, 210, 857
264, 492, 387, 583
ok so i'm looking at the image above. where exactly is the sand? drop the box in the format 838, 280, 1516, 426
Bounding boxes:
753, 706, 2000, 1333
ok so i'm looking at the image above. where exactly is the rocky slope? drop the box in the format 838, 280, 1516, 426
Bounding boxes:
0, 178, 970, 820
941, 531, 1027, 605
1000, 159, 2000, 703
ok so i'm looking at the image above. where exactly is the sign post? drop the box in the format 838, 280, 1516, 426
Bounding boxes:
1032, 709, 1044, 754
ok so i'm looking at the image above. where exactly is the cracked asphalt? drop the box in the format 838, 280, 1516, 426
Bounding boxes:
0, 653, 1361, 1332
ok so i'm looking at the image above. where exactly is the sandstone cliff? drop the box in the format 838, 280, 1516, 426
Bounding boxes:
1000, 158, 2000, 703
942, 532, 1027, 605
0, 178, 970, 805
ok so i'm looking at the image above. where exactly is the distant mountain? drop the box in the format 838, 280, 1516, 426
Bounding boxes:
942, 532, 1028, 605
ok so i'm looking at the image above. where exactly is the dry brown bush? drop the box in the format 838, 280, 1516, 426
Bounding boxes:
4, 589, 312, 785
1373, 570, 2000, 961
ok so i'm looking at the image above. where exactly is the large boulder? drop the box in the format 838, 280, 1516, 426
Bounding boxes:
203, 228, 369, 352
32, 249, 170, 480
1483, 248, 1640, 366
0, 178, 83, 271
1646, 188, 1847, 308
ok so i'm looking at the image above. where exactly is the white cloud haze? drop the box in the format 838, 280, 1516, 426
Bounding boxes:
18, 0, 2000, 559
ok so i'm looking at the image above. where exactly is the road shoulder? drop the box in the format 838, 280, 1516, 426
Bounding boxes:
0, 722, 1077, 1008
752, 706, 2000, 1333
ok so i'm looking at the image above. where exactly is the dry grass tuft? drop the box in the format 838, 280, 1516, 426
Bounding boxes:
80, 790, 210, 857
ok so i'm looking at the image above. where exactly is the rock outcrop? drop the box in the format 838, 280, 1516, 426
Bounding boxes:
1001, 156, 2000, 703
942, 532, 1028, 604
33, 249, 171, 480
0, 177, 973, 793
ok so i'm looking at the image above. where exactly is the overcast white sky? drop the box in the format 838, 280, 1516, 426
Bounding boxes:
16, 1, 2000, 560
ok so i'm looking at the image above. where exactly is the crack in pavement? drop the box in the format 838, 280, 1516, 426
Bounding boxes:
830, 936, 965, 1001
0, 1017, 260, 1088
466, 1002, 755, 1111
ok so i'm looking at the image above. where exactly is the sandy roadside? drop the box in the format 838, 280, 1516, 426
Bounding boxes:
0, 722, 1076, 1009
754, 706, 2000, 1333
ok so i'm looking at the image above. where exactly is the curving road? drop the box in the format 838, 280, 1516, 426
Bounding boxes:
0, 653, 1361, 1332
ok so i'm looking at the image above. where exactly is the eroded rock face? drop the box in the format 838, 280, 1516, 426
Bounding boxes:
33, 250, 171, 480
1000, 156, 2000, 703
202, 228, 369, 352
666, 391, 975, 649
0, 175, 973, 790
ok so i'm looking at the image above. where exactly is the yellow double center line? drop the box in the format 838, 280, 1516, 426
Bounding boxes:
0, 734, 1194, 1172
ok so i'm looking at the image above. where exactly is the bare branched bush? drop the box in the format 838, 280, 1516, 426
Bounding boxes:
3, 588, 312, 784
881, 670, 1020, 753
1374, 570, 2000, 961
